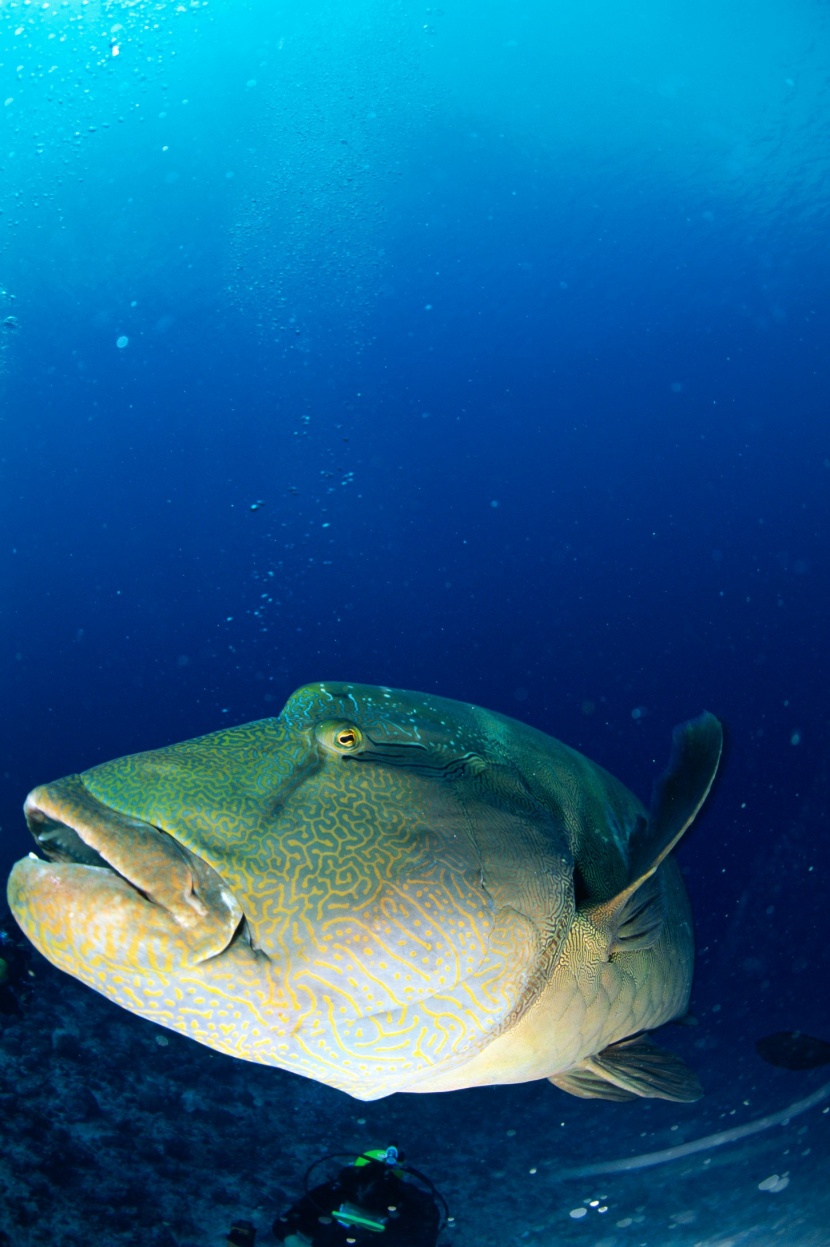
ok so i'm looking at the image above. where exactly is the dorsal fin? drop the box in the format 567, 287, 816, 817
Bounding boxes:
586, 712, 722, 952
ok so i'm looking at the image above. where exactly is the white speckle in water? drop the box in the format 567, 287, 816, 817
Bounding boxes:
758, 1173, 790, 1193
569, 1208, 587, 1219
116, 335, 129, 348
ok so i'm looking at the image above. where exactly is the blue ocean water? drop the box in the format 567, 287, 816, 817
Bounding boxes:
1, 2, 829, 1244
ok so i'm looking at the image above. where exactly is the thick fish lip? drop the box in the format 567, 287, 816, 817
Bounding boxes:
19, 776, 243, 961
25, 794, 141, 881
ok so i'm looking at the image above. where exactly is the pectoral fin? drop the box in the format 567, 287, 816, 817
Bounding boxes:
585, 712, 722, 954
548, 1066, 639, 1101
603, 871, 664, 954
550, 1034, 703, 1102
629, 711, 723, 883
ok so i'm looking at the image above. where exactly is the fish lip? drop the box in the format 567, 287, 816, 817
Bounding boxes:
24, 789, 150, 896
22, 777, 245, 959
23, 777, 182, 903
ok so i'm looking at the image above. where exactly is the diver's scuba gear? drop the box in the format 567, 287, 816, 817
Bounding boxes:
273, 1147, 449, 1247
331, 1203, 387, 1233
226, 1220, 256, 1247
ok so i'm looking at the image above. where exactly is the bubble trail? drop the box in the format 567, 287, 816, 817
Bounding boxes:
557, 1079, 830, 1178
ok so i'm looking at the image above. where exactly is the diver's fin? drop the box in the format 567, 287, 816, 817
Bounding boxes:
551, 1035, 703, 1102
585, 713, 722, 953
756, 1031, 830, 1070
547, 1066, 638, 1101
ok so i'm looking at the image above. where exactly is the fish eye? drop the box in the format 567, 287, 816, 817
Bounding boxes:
315, 720, 364, 754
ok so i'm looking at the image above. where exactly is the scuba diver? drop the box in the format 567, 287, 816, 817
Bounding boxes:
272, 1146, 450, 1247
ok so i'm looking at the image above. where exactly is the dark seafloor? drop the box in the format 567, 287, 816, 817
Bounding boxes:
2, 0, 830, 1245
1, 885, 829, 1247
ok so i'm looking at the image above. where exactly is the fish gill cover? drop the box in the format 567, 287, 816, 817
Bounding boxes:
0, 1, 829, 1245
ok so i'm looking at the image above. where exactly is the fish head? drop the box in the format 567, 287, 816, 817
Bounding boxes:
8, 682, 574, 1097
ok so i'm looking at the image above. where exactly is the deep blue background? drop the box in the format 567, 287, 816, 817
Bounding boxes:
2, 0, 829, 1070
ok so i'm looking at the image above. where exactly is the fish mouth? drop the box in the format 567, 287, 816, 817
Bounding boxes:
28, 802, 138, 876
16, 775, 243, 963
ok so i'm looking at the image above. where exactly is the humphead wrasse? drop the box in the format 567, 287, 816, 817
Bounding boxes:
7, 683, 721, 1102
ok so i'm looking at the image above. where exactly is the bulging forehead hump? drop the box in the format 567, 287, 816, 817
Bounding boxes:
79, 715, 303, 850
282, 680, 495, 746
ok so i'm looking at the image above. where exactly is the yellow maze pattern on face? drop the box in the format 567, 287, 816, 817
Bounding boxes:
77, 707, 540, 1090
52, 684, 607, 1093
243, 742, 530, 1087
9, 682, 718, 1102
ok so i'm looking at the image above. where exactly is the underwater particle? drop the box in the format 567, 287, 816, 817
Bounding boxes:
631, 706, 647, 720
758, 1173, 789, 1193
250, 500, 265, 511
569, 1207, 587, 1219
2, 316, 18, 331
490, 499, 499, 508
116, 335, 129, 349
790, 730, 801, 745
